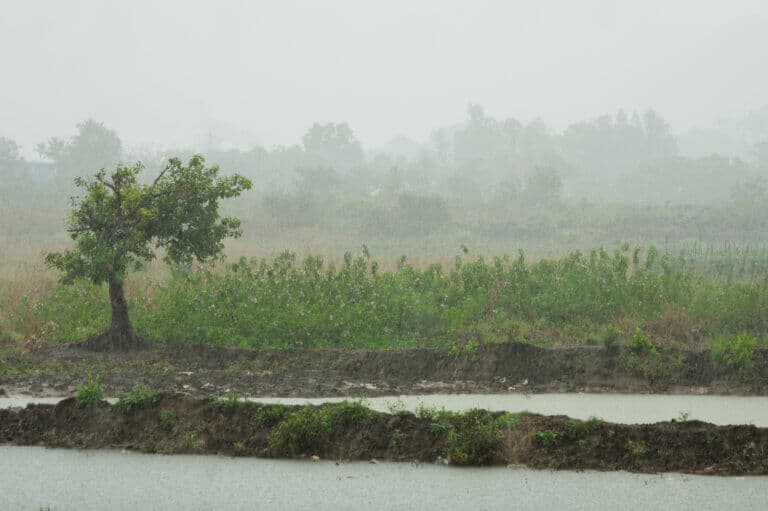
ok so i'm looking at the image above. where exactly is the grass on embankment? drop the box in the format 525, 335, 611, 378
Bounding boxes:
1, 246, 767, 352
2, 385, 766, 475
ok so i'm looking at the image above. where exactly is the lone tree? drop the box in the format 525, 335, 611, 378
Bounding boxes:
45, 155, 252, 350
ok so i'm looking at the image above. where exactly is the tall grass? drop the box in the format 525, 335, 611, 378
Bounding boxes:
4, 246, 766, 350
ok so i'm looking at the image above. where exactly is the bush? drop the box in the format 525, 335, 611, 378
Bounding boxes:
444, 409, 512, 465
75, 373, 104, 408
118, 383, 160, 411
711, 333, 757, 372
534, 429, 560, 448
268, 401, 375, 456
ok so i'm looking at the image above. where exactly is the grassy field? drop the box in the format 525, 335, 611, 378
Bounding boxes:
2, 245, 766, 356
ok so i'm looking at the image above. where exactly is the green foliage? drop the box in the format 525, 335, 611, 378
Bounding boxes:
45, 156, 252, 285
220, 393, 245, 411
625, 438, 649, 457
252, 404, 289, 428
443, 409, 510, 465
628, 327, 652, 354
534, 429, 560, 448
22, 245, 768, 350
118, 383, 160, 411
159, 409, 174, 423
711, 333, 758, 372
232, 441, 246, 455
180, 431, 206, 451
268, 401, 376, 456
75, 373, 104, 408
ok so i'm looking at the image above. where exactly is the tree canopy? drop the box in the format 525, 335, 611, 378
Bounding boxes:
45, 155, 252, 349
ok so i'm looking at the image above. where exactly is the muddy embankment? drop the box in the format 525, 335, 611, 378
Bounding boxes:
3, 342, 768, 397
1, 394, 767, 475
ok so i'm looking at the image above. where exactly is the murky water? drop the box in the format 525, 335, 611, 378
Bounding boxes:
1, 446, 766, 511
4, 393, 768, 425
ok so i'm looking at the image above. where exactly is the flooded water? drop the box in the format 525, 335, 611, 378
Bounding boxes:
3, 393, 768, 425
1, 446, 766, 511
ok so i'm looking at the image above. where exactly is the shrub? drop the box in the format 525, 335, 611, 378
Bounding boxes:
628, 327, 652, 354
534, 429, 560, 448
75, 373, 104, 408
268, 401, 375, 456
252, 404, 288, 428
711, 333, 757, 372
625, 438, 648, 457
444, 409, 508, 465
118, 383, 160, 411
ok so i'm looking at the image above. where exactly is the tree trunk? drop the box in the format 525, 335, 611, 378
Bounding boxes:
89, 278, 142, 351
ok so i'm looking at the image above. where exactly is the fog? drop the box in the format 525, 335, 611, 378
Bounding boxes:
3, 0, 768, 256
3, 0, 768, 154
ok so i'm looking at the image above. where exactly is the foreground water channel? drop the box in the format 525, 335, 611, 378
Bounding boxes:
4, 393, 768, 425
1, 446, 767, 510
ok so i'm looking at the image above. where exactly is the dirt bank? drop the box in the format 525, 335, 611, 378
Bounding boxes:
2, 342, 767, 397
1, 394, 766, 475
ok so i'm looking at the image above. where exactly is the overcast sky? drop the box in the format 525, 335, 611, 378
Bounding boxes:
2, 0, 768, 156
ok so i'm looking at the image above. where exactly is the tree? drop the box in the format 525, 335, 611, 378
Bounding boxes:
0, 136, 20, 177
37, 119, 123, 185
45, 155, 252, 350
301, 122, 364, 170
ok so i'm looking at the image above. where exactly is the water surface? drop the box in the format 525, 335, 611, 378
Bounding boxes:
1, 447, 766, 511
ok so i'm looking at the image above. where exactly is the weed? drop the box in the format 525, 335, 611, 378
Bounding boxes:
268, 401, 376, 456
75, 373, 104, 408
625, 438, 649, 457
444, 409, 504, 465
534, 429, 560, 448
677, 411, 689, 421
252, 404, 288, 428
159, 409, 174, 423
711, 333, 757, 372
232, 441, 246, 455
430, 422, 452, 436
118, 383, 160, 411
385, 398, 406, 414
628, 327, 652, 354
180, 432, 206, 451
221, 392, 245, 410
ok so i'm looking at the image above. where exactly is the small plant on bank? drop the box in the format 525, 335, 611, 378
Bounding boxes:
232, 441, 247, 455
628, 327, 652, 354
118, 383, 160, 411
159, 409, 174, 423
268, 401, 376, 456
221, 392, 245, 411
252, 404, 288, 428
625, 438, 649, 457
534, 429, 560, 448
444, 409, 507, 465
180, 431, 206, 451
711, 333, 758, 372
431, 422, 452, 436
75, 373, 105, 408
385, 398, 407, 414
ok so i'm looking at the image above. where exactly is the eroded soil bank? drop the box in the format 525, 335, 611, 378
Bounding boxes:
1, 394, 767, 475
2, 342, 767, 398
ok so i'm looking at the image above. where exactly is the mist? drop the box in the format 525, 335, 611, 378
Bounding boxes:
3, 0, 768, 155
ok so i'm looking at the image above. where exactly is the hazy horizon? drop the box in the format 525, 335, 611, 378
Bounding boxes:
3, 0, 768, 157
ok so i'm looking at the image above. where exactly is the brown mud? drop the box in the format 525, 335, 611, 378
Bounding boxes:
1, 394, 766, 475
2, 342, 768, 398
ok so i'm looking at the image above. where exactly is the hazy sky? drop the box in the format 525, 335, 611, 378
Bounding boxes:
2, 0, 768, 156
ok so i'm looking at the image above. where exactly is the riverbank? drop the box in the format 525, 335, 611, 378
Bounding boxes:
2, 342, 767, 398
1, 393, 766, 475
